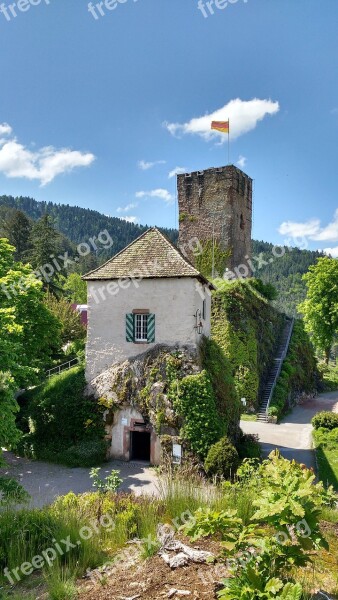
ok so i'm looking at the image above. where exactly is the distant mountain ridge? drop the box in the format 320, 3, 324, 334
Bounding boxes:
0, 195, 324, 316
0, 195, 178, 256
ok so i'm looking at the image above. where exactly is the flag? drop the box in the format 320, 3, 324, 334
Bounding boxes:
211, 120, 229, 134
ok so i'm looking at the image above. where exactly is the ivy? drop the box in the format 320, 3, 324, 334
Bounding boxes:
173, 370, 223, 459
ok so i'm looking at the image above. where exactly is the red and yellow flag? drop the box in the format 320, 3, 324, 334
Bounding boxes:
211, 120, 229, 134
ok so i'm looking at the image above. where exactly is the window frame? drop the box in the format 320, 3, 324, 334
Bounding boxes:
134, 313, 149, 342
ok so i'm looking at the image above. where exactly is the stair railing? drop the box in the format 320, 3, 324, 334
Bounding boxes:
45, 357, 79, 379
265, 318, 295, 419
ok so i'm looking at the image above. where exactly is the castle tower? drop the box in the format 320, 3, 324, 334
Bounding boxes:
177, 165, 253, 275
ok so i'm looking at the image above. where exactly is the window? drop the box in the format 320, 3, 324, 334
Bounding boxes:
126, 313, 155, 343
202, 299, 206, 320
135, 314, 148, 342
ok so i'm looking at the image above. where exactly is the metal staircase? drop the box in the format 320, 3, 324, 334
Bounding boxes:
257, 318, 295, 422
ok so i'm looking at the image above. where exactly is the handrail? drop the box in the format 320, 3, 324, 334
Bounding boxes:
265, 318, 295, 418
46, 357, 79, 379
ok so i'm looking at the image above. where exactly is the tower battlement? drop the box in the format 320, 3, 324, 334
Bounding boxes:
177, 164, 253, 274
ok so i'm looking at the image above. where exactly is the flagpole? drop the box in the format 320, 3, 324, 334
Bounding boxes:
228, 119, 230, 165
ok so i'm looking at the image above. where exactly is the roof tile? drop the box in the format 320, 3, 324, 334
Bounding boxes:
83, 227, 211, 286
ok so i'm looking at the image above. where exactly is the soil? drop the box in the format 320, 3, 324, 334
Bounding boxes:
78, 538, 224, 600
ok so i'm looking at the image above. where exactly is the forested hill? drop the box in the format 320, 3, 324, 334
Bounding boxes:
0, 195, 325, 316
0, 195, 178, 254
252, 240, 325, 317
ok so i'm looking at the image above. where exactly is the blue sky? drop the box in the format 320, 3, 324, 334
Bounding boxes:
1, 0, 338, 253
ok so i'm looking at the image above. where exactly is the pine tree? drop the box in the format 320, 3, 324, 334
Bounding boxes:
27, 214, 63, 293
3, 209, 32, 261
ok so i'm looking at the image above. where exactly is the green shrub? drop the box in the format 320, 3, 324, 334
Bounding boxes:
173, 370, 223, 459
312, 411, 338, 430
236, 432, 261, 460
57, 440, 108, 467
15, 367, 106, 467
204, 436, 239, 479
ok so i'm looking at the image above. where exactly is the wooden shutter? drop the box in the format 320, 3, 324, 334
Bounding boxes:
126, 313, 134, 342
147, 314, 155, 343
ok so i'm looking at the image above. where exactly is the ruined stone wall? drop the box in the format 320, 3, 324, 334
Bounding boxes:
177, 165, 252, 273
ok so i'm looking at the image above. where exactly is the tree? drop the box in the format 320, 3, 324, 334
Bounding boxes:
63, 273, 87, 304
45, 293, 86, 345
27, 214, 63, 293
0, 239, 61, 387
0, 240, 62, 455
298, 257, 338, 363
3, 209, 32, 261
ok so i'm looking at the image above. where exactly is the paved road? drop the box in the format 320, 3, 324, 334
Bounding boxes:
241, 391, 338, 470
0, 452, 160, 508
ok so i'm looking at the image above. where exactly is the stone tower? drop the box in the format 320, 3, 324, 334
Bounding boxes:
177, 165, 253, 275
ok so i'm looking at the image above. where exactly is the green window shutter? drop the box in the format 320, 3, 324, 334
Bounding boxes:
147, 314, 155, 343
126, 313, 134, 342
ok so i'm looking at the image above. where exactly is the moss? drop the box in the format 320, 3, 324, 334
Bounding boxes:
195, 240, 230, 279
211, 279, 284, 410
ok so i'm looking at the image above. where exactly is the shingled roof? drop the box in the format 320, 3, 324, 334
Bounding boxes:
82, 227, 213, 287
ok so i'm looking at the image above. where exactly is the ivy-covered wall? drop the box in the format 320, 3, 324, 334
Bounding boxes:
211, 280, 285, 410
269, 320, 320, 419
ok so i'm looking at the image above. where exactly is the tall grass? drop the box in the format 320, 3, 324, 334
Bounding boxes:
0, 471, 257, 595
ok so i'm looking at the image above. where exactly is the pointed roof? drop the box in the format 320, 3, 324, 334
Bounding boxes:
82, 227, 213, 287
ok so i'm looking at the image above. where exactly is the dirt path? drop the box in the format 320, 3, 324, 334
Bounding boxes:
0, 452, 160, 508
241, 391, 338, 470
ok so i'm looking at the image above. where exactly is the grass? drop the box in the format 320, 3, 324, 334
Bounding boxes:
240, 413, 258, 421
313, 428, 338, 490
0, 464, 337, 599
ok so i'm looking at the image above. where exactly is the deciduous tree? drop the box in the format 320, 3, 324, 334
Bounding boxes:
298, 257, 338, 363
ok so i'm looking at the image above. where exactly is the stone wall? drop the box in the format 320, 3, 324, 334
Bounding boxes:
177, 165, 253, 273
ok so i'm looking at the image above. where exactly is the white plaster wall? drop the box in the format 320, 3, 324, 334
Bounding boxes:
110, 407, 162, 464
110, 406, 142, 459
85, 277, 211, 381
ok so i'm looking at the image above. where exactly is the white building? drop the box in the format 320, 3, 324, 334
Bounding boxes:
83, 227, 213, 382
83, 227, 213, 464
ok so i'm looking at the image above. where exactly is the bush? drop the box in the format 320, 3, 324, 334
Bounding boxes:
237, 432, 262, 460
204, 436, 239, 479
15, 367, 107, 467
312, 411, 338, 431
57, 440, 108, 468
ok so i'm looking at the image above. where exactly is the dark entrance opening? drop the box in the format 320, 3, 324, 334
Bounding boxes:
130, 431, 151, 462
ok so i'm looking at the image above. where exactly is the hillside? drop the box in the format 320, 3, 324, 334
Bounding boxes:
0, 195, 178, 256
0, 195, 324, 315
252, 240, 325, 317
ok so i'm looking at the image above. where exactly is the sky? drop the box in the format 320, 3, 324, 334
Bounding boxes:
1, 0, 338, 254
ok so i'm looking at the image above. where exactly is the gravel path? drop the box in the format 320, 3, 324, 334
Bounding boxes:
241, 391, 338, 470
0, 452, 160, 508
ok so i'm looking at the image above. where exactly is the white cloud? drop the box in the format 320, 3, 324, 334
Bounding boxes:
311, 209, 338, 242
279, 209, 338, 243
278, 219, 321, 239
0, 123, 12, 136
0, 124, 95, 186
138, 159, 166, 171
120, 215, 139, 224
237, 155, 247, 169
136, 188, 174, 204
168, 166, 187, 179
323, 247, 338, 258
116, 203, 138, 213
164, 98, 280, 143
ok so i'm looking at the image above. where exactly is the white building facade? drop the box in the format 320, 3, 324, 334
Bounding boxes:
84, 228, 213, 382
